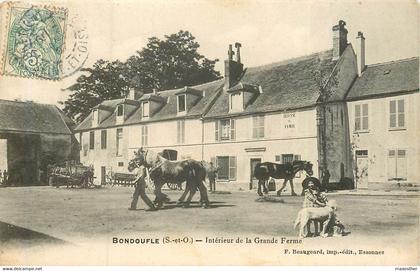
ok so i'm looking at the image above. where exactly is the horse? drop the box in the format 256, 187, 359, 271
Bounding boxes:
253, 160, 314, 197
129, 148, 210, 208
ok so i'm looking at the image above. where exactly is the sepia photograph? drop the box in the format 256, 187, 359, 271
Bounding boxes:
0, 0, 418, 267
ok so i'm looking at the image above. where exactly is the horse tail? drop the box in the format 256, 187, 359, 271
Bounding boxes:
294, 211, 301, 229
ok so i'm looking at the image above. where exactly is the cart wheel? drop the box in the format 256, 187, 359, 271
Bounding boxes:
167, 183, 179, 190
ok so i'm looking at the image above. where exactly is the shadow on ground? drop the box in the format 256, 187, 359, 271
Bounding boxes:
0, 221, 68, 245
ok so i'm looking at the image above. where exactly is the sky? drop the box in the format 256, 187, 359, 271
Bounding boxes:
0, 0, 418, 107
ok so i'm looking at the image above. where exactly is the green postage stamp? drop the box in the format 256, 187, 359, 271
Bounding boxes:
1, 2, 67, 80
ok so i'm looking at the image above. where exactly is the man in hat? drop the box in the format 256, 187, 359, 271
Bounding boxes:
128, 163, 156, 211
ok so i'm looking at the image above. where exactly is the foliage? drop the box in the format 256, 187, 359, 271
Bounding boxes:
60, 30, 220, 122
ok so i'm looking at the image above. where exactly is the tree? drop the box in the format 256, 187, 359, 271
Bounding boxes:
60, 60, 129, 122
61, 30, 220, 122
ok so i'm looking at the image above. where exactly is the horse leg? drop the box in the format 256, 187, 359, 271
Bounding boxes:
153, 182, 165, 208
263, 180, 269, 194
183, 183, 197, 208
277, 179, 288, 196
197, 180, 210, 208
177, 185, 190, 205
290, 180, 297, 196
257, 180, 263, 196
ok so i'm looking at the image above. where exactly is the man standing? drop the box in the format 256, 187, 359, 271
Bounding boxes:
207, 162, 218, 192
128, 164, 156, 211
321, 168, 330, 192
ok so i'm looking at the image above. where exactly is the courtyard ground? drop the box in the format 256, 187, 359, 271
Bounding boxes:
0, 186, 418, 265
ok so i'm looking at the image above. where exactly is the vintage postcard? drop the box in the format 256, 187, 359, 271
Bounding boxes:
0, 0, 418, 267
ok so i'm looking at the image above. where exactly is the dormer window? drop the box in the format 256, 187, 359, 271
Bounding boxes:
230, 92, 243, 112
178, 94, 186, 113
142, 101, 149, 118
92, 109, 98, 126
117, 105, 124, 116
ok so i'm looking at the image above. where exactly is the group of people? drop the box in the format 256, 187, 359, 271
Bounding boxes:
0, 169, 8, 185
128, 161, 219, 211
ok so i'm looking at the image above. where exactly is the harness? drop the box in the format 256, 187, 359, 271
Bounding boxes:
143, 149, 164, 176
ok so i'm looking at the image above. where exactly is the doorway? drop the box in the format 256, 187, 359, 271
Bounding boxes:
355, 150, 369, 189
250, 158, 262, 190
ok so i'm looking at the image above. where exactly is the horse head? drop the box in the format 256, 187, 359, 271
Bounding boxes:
127, 159, 139, 172
292, 160, 313, 176
128, 147, 147, 172
303, 161, 313, 176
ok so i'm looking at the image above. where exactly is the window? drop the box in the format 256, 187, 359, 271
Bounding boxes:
118, 162, 124, 167
101, 130, 107, 149
355, 103, 368, 131
89, 131, 94, 150
230, 92, 242, 111
92, 109, 98, 125
281, 154, 294, 164
79, 132, 83, 151
117, 105, 124, 117
252, 115, 265, 138
388, 149, 407, 181
178, 95, 186, 113
276, 154, 301, 163
216, 156, 236, 180
116, 128, 123, 156
141, 125, 148, 146
142, 102, 149, 118
177, 120, 185, 144
215, 119, 235, 141
389, 99, 405, 129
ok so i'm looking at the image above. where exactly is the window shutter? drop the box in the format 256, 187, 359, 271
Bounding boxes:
177, 121, 181, 144
260, 115, 265, 138
355, 104, 361, 131
362, 104, 369, 130
230, 119, 235, 140
389, 100, 396, 128
397, 99, 405, 127
215, 121, 219, 141
229, 156, 237, 180
182, 120, 185, 143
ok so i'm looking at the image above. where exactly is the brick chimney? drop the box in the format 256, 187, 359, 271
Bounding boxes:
224, 43, 244, 90
332, 20, 348, 61
128, 88, 143, 100
355, 31, 366, 76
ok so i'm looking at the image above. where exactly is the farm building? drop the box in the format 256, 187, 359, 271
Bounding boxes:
74, 20, 419, 191
0, 100, 79, 186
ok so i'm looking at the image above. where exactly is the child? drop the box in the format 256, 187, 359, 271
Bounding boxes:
302, 181, 328, 236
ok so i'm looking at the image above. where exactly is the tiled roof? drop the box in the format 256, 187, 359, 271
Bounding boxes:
0, 100, 73, 134
74, 79, 224, 131
204, 50, 337, 118
347, 57, 419, 100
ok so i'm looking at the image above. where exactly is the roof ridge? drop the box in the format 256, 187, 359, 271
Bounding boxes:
246, 49, 333, 72
157, 78, 224, 94
0, 98, 56, 107
367, 56, 419, 68
53, 106, 73, 134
